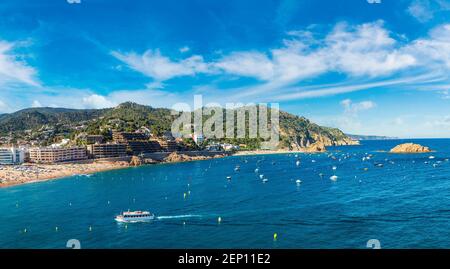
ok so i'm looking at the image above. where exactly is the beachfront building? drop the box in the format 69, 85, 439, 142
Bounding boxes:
112, 131, 161, 154
29, 147, 88, 163
112, 131, 149, 143
205, 144, 221, 151
158, 139, 178, 152
87, 143, 127, 159
0, 147, 25, 165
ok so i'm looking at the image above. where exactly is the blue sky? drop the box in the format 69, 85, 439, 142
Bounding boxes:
1, 0, 450, 137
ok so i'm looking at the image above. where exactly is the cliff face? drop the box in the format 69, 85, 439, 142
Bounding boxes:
279, 111, 359, 150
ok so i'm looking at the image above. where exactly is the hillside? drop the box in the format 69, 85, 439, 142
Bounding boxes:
0, 102, 358, 149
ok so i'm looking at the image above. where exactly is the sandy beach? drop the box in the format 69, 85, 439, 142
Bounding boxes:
0, 152, 229, 188
0, 149, 327, 188
0, 161, 130, 188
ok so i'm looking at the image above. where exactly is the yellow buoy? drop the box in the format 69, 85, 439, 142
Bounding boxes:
184, 193, 187, 199
273, 233, 278, 241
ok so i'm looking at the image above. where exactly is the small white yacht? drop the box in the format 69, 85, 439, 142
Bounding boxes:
115, 210, 155, 223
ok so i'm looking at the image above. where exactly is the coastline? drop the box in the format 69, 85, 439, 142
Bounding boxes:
0, 147, 352, 188
0, 161, 131, 188
0, 152, 229, 189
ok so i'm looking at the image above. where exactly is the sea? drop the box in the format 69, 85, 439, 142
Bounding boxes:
1, 139, 450, 249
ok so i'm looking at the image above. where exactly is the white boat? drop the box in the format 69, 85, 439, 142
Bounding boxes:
115, 210, 155, 223
330, 175, 338, 181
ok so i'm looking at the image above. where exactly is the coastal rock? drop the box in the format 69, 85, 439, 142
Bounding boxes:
390, 143, 432, 153
164, 152, 209, 163
130, 156, 143, 166
303, 141, 327, 153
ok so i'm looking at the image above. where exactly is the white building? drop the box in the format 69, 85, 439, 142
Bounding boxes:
192, 133, 204, 145
0, 148, 25, 165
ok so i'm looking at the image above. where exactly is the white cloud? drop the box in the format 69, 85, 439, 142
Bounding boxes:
95, 20, 450, 124
112, 22, 416, 84
111, 49, 211, 81
341, 99, 376, 114
426, 115, 450, 129
179, 46, 190, 53
82, 94, 116, 109
0, 41, 39, 87
214, 52, 274, 80
31, 100, 42, 107
407, 0, 450, 22
407, 24, 450, 68
408, 0, 434, 22
326, 22, 416, 77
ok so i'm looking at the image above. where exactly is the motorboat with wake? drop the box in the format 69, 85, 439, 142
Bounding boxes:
115, 210, 155, 223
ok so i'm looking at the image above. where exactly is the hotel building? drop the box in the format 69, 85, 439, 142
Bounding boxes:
112, 131, 161, 154
87, 143, 127, 159
29, 147, 88, 163
0, 148, 25, 165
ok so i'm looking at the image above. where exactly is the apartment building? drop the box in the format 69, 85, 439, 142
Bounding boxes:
0, 147, 25, 165
87, 143, 127, 159
29, 147, 88, 163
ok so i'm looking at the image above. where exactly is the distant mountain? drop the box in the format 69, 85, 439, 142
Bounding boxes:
0, 102, 358, 149
0, 107, 107, 133
346, 134, 398, 141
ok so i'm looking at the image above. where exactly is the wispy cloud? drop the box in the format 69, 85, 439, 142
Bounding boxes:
341, 99, 376, 114
112, 21, 422, 101
111, 49, 212, 81
82, 94, 115, 109
0, 41, 39, 87
407, 0, 450, 22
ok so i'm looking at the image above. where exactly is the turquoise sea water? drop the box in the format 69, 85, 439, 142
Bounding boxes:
1, 139, 450, 249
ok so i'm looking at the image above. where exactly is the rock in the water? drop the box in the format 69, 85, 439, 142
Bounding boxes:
303, 141, 327, 153
390, 143, 432, 153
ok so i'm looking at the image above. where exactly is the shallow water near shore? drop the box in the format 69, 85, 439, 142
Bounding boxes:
1, 139, 450, 249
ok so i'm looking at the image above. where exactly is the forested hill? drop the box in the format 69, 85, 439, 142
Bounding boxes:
0, 102, 357, 149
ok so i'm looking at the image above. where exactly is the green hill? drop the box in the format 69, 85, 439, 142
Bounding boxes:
0, 102, 357, 149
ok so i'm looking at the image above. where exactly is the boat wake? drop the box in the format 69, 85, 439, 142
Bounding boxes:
156, 214, 202, 220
